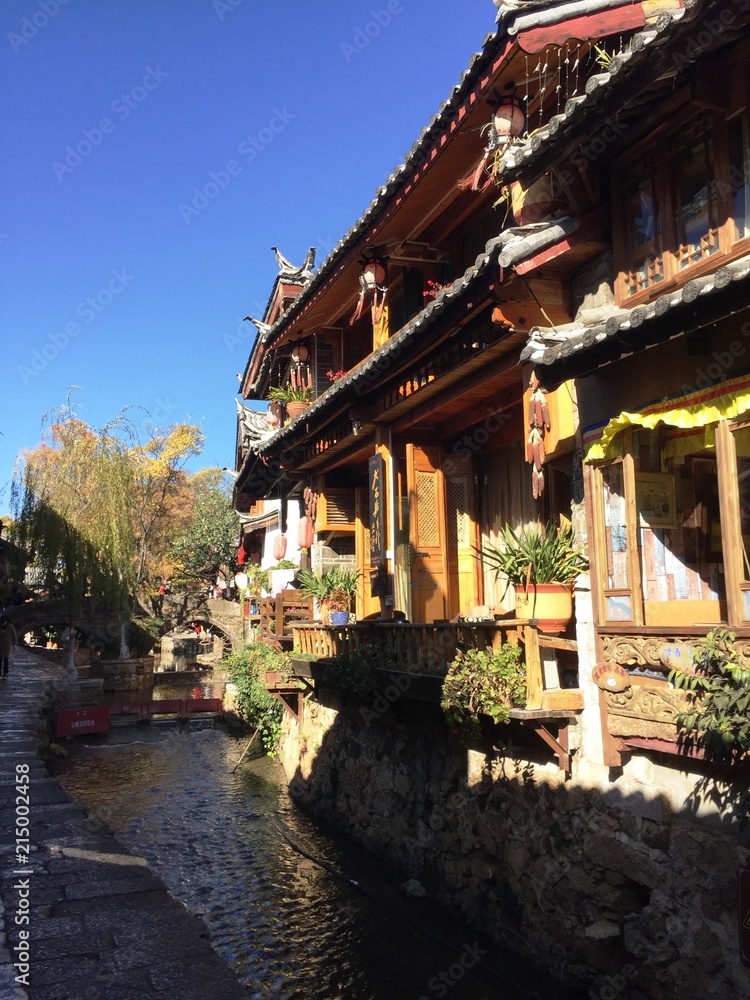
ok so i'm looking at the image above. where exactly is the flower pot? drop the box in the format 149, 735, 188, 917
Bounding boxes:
285, 401, 309, 421
514, 583, 573, 634
329, 611, 350, 625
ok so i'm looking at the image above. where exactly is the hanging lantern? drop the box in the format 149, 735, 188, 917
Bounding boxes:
298, 516, 313, 550
361, 258, 386, 291
266, 402, 282, 427
273, 534, 288, 561
291, 342, 309, 364
492, 95, 526, 143
351, 254, 387, 325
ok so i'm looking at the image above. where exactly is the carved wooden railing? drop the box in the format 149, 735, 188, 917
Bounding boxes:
292, 620, 582, 714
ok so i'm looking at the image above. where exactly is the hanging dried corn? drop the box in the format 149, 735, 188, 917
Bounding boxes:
527, 370, 550, 499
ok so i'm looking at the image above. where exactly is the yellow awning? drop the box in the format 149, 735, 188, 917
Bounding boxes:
585, 373, 750, 462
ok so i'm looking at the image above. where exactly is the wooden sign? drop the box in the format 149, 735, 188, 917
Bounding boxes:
369, 454, 386, 569
592, 662, 630, 692
658, 642, 696, 673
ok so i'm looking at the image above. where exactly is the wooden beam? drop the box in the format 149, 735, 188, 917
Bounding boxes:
517, 5, 647, 54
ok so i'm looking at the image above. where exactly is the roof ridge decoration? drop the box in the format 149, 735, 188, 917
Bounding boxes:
493, 0, 654, 32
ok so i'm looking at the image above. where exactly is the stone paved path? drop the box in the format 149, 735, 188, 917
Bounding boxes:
0, 647, 249, 1000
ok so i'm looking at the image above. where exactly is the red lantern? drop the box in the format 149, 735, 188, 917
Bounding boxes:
273, 534, 287, 561
298, 517, 313, 550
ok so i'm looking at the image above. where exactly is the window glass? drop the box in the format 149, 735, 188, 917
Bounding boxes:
601, 464, 629, 591
624, 160, 663, 294
673, 125, 718, 268
729, 115, 750, 241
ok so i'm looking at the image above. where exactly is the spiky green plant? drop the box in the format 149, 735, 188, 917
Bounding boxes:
478, 521, 587, 589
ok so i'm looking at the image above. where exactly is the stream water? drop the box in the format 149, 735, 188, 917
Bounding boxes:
51, 708, 568, 999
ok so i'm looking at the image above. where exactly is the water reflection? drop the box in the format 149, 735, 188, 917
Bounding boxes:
53, 727, 551, 999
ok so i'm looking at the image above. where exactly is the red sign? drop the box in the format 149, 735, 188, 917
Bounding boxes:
55, 705, 110, 738
739, 868, 750, 966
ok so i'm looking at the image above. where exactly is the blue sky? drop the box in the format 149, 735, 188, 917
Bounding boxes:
1, 0, 495, 510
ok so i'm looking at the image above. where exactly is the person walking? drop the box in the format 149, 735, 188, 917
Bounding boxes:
0, 616, 17, 679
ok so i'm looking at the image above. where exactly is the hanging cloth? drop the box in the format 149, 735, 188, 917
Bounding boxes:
585, 373, 750, 462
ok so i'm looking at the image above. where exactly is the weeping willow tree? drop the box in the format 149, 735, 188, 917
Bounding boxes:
11, 408, 136, 678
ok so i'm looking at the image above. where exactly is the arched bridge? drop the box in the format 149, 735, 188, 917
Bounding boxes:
5, 593, 245, 652
158, 593, 244, 651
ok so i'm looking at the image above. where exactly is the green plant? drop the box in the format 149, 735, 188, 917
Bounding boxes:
274, 559, 297, 570
669, 628, 750, 763
441, 643, 526, 746
224, 643, 287, 756
479, 520, 588, 589
297, 567, 360, 606
242, 563, 270, 597
268, 384, 314, 404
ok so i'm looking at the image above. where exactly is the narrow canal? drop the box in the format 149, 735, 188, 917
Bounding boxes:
51, 716, 569, 999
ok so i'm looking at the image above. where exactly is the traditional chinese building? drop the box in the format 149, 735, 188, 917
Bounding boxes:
233, 1, 750, 993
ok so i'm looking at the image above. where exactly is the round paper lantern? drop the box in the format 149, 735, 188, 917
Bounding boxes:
273, 534, 287, 561
493, 96, 526, 141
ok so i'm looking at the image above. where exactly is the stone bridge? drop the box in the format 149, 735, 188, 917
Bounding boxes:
158, 593, 244, 651
5, 593, 245, 652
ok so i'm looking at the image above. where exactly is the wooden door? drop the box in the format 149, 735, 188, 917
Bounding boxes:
445, 456, 481, 618
406, 444, 448, 622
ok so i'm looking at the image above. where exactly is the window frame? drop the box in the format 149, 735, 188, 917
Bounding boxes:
591, 419, 750, 629
614, 88, 750, 306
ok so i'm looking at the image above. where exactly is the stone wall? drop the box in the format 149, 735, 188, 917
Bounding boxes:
88, 655, 155, 692
280, 700, 750, 999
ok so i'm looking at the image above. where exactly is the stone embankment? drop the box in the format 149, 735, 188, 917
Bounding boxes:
282, 699, 750, 1000
0, 646, 248, 1000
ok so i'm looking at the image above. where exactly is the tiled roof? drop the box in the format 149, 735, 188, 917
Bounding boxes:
235, 216, 580, 488
495, 0, 739, 186
522, 252, 750, 370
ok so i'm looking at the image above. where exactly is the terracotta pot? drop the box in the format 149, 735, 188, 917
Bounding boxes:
514, 582, 573, 634
285, 401, 309, 421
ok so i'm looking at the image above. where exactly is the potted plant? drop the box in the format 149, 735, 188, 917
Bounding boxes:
478, 520, 587, 633
241, 563, 269, 615
297, 567, 360, 624
268, 367, 314, 421
441, 643, 526, 746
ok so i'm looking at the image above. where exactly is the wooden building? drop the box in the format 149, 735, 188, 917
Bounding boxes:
235, 0, 750, 758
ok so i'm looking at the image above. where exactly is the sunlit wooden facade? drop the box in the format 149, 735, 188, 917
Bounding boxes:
234, 0, 750, 761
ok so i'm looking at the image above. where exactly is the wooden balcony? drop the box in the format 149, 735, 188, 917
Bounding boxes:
291, 620, 583, 714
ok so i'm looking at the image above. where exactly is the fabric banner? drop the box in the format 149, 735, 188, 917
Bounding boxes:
585, 373, 750, 462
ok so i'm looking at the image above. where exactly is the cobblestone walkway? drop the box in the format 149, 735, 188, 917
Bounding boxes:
0, 647, 248, 1000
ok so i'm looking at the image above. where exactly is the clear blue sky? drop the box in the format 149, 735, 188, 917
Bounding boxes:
1, 0, 495, 510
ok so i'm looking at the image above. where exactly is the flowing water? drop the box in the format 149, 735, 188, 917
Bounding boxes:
51, 718, 564, 999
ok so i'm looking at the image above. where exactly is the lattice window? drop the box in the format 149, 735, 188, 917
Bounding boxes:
447, 479, 469, 549
416, 471, 439, 546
